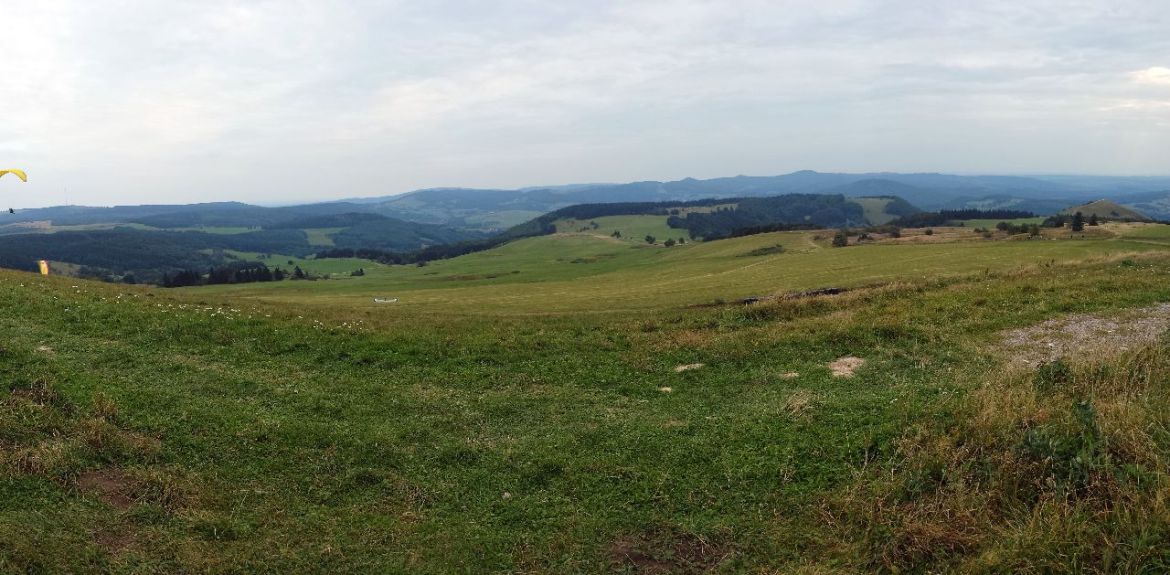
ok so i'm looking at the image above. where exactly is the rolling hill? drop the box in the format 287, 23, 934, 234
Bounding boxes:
14, 171, 1170, 234
1062, 199, 1152, 222
6, 219, 1170, 572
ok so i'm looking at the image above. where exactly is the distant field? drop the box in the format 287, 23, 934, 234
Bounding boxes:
554, 214, 688, 244
199, 222, 1170, 316
463, 210, 546, 229
302, 228, 342, 247
851, 197, 899, 225
224, 250, 378, 277
0, 222, 159, 235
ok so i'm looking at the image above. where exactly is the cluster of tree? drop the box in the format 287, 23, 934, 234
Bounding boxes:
666, 195, 865, 239
160, 263, 307, 287
987, 221, 1043, 236
872, 196, 922, 219
891, 209, 1037, 227
828, 225, 906, 248
315, 223, 554, 265
1042, 212, 1098, 230
698, 222, 823, 240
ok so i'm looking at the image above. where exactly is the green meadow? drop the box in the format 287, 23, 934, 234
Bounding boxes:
5, 219, 1170, 573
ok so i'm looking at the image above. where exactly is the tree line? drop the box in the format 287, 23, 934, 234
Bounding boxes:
160, 263, 307, 288
666, 194, 865, 239
891, 209, 1037, 227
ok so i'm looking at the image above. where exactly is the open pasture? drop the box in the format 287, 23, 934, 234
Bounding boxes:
5, 222, 1170, 573
200, 221, 1170, 316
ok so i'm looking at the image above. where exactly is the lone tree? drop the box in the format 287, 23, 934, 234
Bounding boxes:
611, 230, 622, 238
832, 229, 849, 247
664, 238, 676, 247
1071, 211, 1086, 232
645, 235, 656, 244
1089, 213, 1100, 226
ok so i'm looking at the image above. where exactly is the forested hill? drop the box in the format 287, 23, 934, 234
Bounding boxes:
11, 171, 1170, 232
667, 194, 866, 239
0, 217, 483, 284
316, 194, 918, 266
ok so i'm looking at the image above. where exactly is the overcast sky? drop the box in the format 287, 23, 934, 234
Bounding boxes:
2, 0, 1169, 208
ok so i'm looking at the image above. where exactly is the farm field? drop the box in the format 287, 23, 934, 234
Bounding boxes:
4, 221, 1170, 573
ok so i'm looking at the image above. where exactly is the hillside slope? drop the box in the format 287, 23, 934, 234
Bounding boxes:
6, 229, 1170, 572
1062, 199, 1152, 221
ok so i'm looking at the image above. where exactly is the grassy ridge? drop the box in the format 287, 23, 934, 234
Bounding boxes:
4, 225, 1170, 572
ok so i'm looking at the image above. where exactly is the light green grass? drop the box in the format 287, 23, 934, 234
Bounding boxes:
851, 197, 898, 225
5, 224, 1170, 573
462, 210, 546, 229
225, 251, 379, 277
202, 226, 1166, 316
303, 228, 342, 247
555, 214, 689, 245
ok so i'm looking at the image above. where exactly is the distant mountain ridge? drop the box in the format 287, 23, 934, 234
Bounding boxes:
10, 171, 1170, 230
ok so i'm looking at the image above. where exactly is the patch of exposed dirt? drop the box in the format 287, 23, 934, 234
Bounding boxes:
999, 303, 1170, 367
607, 530, 732, 574
674, 363, 705, 373
94, 527, 137, 553
829, 356, 866, 377
77, 469, 136, 510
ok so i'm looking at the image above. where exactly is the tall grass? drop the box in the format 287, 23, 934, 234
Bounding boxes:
825, 344, 1170, 573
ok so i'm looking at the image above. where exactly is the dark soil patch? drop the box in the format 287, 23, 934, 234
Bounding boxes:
607, 529, 732, 574
785, 287, 846, 300
77, 469, 136, 510
94, 527, 137, 553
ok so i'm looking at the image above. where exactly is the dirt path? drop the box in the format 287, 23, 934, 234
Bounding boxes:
999, 302, 1170, 367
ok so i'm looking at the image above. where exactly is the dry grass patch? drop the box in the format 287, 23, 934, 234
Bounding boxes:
822, 343, 1170, 572
783, 389, 815, 416
828, 357, 865, 378
607, 528, 734, 574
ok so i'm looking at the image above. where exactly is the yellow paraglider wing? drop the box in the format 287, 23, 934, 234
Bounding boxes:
0, 169, 28, 182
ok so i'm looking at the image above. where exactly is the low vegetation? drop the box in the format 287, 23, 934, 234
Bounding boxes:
4, 221, 1170, 572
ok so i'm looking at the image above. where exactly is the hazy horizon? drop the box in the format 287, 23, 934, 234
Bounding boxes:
3, 1, 1169, 208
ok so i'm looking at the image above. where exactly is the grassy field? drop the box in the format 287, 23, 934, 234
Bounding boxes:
303, 228, 343, 247
851, 197, 900, 225
463, 210, 547, 230
554, 215, 688, 245
202, 221, 1170, 316
4, 222, 1170, 573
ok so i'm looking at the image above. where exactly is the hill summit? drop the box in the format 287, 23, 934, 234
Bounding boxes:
1062, 199, 1152, 222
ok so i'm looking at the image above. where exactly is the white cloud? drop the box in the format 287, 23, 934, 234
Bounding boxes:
2, 0, 1170, 207
1132, 67, 1170, 86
